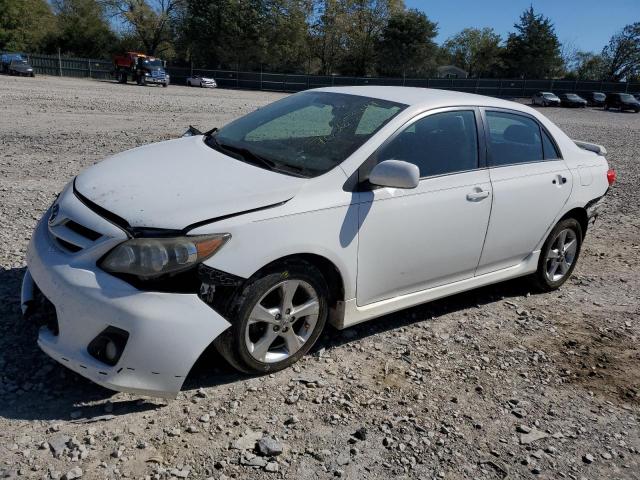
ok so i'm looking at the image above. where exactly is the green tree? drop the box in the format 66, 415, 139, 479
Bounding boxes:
0, 0, 56, 51
339, 0, 404, 76
377, 8, 437, 77
567, 51, 607, 80
262, 0, 314, 72
309, 0, 349, 75
102, 0, 184, 56
442, 27, 502, 78
48, 0, 116, 58
601, 22, 640, 81
179, 0, 266, 69
502, 6, 563, 78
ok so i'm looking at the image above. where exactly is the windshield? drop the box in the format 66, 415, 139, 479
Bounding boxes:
207, 91, 406, 177
566, 94, 580, 100
620, 93, 636, 102
543, 93, 557, 98
142, 59, 163, 69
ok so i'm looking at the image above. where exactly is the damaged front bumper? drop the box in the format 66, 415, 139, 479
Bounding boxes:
23, 188, 230, 398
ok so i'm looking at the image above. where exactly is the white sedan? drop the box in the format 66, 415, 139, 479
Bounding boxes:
22, 87, 614, 397
186, 75, 217, 88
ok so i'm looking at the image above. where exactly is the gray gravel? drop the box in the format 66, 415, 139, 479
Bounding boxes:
0, 75, 639, 479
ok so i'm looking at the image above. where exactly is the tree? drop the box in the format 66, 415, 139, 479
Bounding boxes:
502, 6, 563, 78
179, 0, 267, 69
0, 0, 56, 51
377, 9, 437, 77
261, 0, 314, 72
566, 51, 607, 80
309, 0, 349, 75
49, 0, 116, 58
442, 27, 502, 78
102, 0, 184, 56
339, 0, 403, 76
601, 22, 640, 81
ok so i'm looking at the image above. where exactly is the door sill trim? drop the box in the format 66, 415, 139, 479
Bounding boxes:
335, 251, 540, 329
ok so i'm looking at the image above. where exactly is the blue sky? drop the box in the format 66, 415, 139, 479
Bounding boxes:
406, 0, 639, 52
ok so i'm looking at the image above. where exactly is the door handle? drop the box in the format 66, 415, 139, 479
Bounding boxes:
552, 175, 568, 185
466, 189, 490, 201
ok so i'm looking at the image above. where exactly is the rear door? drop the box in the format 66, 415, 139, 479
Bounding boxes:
476, 108, 572, 275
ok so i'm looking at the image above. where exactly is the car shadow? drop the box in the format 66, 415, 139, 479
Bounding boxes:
184, 275, 539, 391
1, 265, 538, 420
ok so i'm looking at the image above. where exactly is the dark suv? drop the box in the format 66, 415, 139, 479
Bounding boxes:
582, 92, 606, 107
605, 93, 640, 112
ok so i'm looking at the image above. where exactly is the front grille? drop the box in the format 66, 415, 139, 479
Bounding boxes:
48, 217, 104, 254
65, 220, 101, 241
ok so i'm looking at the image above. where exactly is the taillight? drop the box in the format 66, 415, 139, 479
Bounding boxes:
607, 169, 616, 186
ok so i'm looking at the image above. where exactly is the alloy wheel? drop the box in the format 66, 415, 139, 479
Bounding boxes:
544, 228, 578, 283
244, 280, 320, 363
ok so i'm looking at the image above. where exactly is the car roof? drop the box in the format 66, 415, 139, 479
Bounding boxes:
314, 86, 527, 111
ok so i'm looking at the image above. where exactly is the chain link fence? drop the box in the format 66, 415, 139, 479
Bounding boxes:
12, 52, 640, 97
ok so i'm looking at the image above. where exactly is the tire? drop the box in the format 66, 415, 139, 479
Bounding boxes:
532, 218, 583, 292
214, 260, 329, 374
187, 81, 191, 87
162, 82, 168, 88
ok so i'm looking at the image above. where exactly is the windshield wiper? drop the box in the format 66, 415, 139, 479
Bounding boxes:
210, 137, 277, 170
207, 136, 311, 178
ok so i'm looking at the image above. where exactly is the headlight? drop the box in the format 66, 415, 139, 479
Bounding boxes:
100, 234, 230, 279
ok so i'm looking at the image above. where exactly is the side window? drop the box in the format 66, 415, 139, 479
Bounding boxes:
541, 129, 561, 160
486, 111, 543, 166
376, 110, 479, 178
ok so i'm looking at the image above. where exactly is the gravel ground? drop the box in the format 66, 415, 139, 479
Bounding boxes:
0, 75, 638, 480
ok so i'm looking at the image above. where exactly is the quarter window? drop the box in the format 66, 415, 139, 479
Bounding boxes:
486, 111, 543, 166
375, 110, 479, 178
541, 129, 561, 160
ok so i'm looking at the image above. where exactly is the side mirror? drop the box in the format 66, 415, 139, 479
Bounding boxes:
368, 160, 419, 189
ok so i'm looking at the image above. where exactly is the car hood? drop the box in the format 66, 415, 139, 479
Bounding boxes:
75, 136, 305, 230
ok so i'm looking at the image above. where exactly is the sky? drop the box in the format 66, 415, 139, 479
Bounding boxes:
406, 0, 640, 53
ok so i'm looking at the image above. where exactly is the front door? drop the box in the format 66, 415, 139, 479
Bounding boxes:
356, 108, 492, 306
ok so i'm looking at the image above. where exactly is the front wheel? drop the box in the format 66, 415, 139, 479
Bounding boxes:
214, 261, 328, 374
532, 218, 583, 292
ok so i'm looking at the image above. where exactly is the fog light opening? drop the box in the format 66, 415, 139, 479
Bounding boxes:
87, 327, 129, 366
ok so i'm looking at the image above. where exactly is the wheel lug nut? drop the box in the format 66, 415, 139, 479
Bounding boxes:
286, 309, 291, 314
273, 325, 280, 332
275, 314, 281, 320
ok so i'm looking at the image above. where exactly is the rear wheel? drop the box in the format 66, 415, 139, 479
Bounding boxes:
532, 218, 582, 292
214, 261, 328, 374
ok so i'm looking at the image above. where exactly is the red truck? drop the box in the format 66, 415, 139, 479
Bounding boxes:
113, 52, 169, 87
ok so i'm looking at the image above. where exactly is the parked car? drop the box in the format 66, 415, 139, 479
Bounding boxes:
532, 91, 561, 107
186, 75, 217, 88
559, 93, 587, 108
582, 92, 606, 107
22, 87, 614, 397
605, 92, 640, 112
1, 53, 34, 76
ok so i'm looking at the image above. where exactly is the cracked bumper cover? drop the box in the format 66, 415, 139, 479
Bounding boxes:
25, 214, 231, 398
